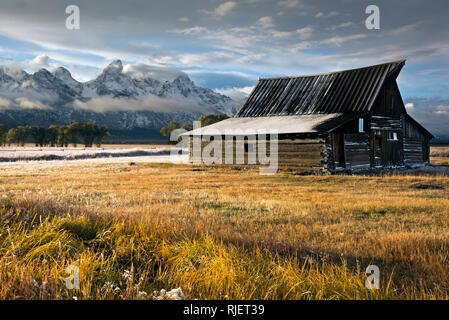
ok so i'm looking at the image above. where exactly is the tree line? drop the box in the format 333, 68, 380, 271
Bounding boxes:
0, 122, 110, 147
160, 114, 229, 143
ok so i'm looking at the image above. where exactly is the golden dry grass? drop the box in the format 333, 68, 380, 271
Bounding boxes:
0, 160, 448, 299
431, 145, 449, 165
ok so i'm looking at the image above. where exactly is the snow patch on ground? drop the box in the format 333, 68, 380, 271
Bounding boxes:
0, 146, 173, 163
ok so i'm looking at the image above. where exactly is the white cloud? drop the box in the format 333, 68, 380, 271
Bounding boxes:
22, 54, 51, 72
0, 97, 52, 110
418, 67, 449, 76
14, 97, 53, 110
173, 26, 209, 35
179, 17, 190, 22
207, 1, 237, 17
329, 22, 353, 31
215, 86, 254, 102
405, 103, 414, 109
255, 16, 274, 29
278, 0, 302, 8
0, 61, 27, 80
123, 63, 186, 82
296, 26, 313, 40
321, 34, 367, 47
71, 94, 214, 113
315, 11, 339, 18
0, 97, 12, 109
391, 22, 423, 36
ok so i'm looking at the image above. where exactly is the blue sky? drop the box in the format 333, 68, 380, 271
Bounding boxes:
0, 0, 449, 134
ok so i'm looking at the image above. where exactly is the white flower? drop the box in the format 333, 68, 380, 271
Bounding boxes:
122, 270, 131, 280
153, 288, 186, 300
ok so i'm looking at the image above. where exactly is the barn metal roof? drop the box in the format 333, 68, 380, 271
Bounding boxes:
183, 113, 358, 136
236, 60, 406, 117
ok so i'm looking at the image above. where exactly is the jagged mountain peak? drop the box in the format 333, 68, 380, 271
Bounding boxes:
104, 60, 123, 73
0, 60, 241, 130
33, 68, 53, 77
53, 66, 72, 78
173, 73, 194, 85
53, 67, 77, 83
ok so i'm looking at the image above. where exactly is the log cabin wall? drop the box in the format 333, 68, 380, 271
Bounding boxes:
189, 134, 327, 173
344, 134, 371, 170
404, 118, 430, 164
275, 135, 327, 172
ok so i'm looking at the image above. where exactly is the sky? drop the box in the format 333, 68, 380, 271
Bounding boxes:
0, 0, 448, 135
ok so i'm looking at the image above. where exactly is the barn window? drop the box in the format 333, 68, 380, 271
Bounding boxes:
388, 131, 398, 141
358, 118, 364, 133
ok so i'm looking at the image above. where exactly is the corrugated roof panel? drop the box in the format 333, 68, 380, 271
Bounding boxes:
291, 76, 316, 114
307, 74, 333, 114
279, 77, 307, 115
235, 60, 405, 117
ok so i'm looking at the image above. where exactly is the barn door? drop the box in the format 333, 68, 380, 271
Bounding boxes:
344, 134, 370, 170
382, 131, 402, 166
332, 133, 345, 169
373, 131, 383, 168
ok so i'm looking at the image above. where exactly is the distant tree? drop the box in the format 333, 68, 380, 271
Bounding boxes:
15, 126, 28, 146
6, 128, 17, 146
94, 125, 110, 147
2, 122, 110, 148
47, 125, 59, 147
56, 125, 70, 147
0, 124, 6, 146
79, 122, 96, 147
181, 123, 193, 132
197, 114, 229, 127
160, 121, 180, 137
67, 122, 81, 147
28, 126, 39, 146
37, 127, 47, 147
160, 121, 180, 143
7, 127, 27, 146
28, 126, 47, 147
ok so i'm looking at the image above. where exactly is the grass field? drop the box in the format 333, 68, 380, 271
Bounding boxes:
431, 145, 449, 166
0, 146, 448, 300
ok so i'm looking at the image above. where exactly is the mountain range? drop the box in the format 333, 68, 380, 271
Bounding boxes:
0, 60, 240, 137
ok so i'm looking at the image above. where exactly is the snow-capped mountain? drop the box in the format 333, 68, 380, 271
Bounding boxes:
0, 60, 239, 130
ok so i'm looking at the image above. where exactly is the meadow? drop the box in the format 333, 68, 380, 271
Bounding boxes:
0, 146, 448, 299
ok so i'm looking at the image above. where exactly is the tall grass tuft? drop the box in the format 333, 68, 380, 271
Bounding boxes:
0, 195, 412, 300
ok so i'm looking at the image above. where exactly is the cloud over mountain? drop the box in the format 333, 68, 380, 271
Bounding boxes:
0, 60, 240, 130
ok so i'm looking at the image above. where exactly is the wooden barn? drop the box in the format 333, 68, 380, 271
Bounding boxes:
184, 60, 434, 173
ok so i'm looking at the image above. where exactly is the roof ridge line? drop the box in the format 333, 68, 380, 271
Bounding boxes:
259, 60, 406, 81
